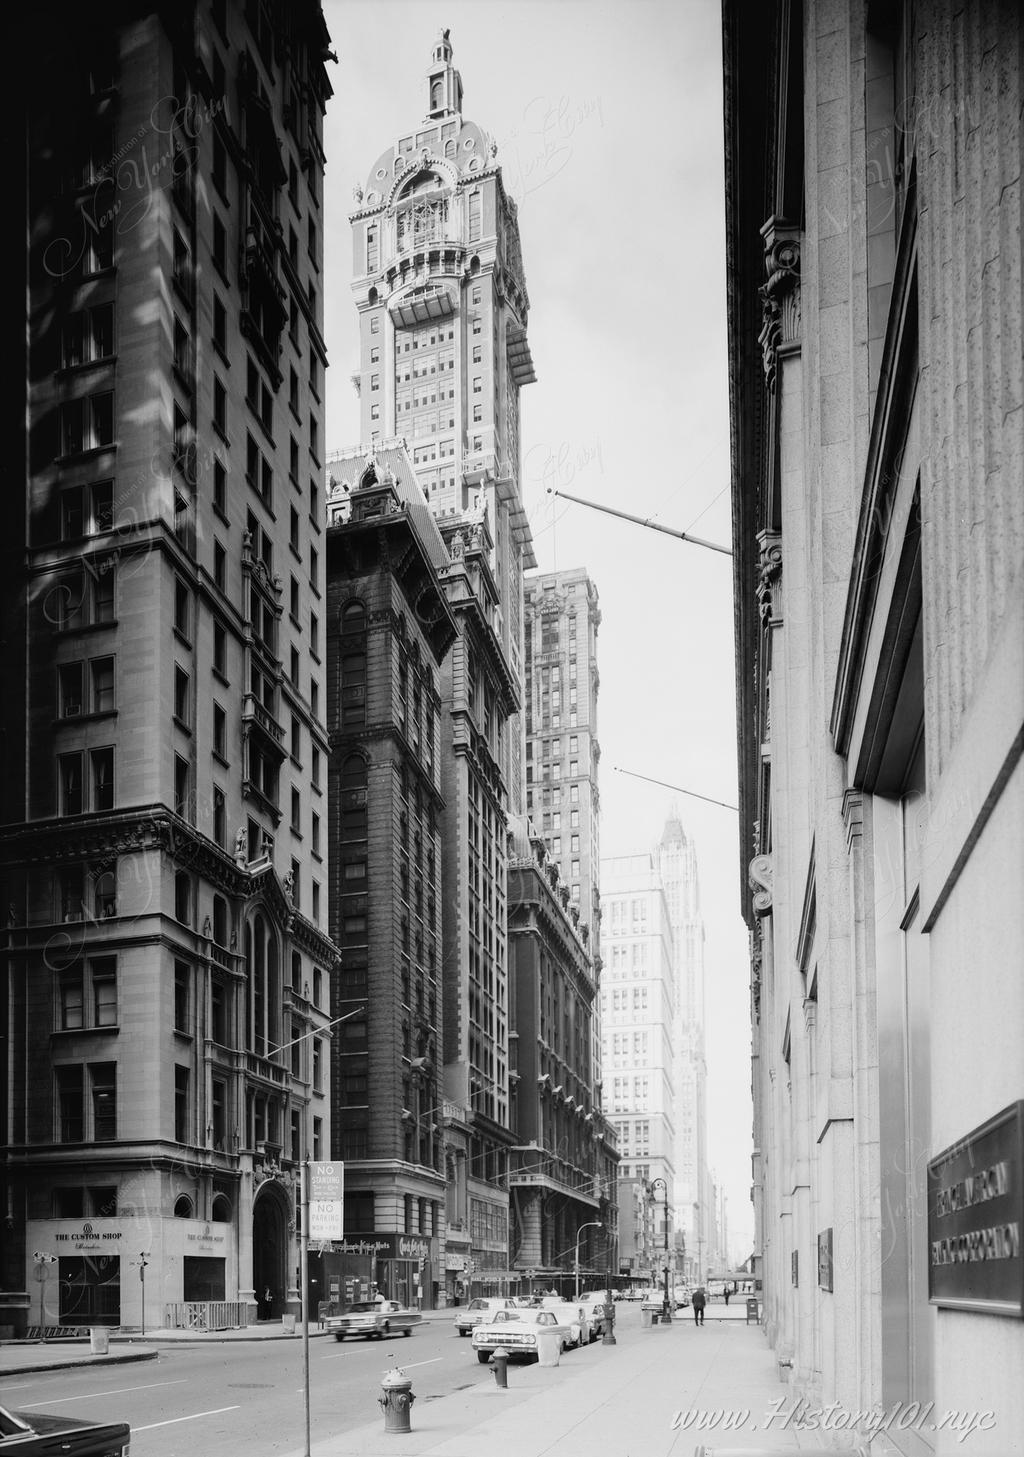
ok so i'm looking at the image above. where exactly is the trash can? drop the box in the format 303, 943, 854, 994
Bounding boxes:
641, 1309, 653, 1329
281, 1314, 296, 1334
745, 1298, 760, 1325
89, 1327, 110, 1355
536, 1328, 561, 1366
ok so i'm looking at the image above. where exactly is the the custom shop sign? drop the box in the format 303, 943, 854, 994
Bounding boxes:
52, 1220, 123, 1253
181, 1220, 228, 1253
928, 1101, 1024, 1316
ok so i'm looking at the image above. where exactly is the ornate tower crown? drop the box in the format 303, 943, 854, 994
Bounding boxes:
425, 27, 463, 119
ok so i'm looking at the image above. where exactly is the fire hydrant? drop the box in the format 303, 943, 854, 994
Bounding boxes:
488, 1346, 510, 1389
378, 1368, 415, 1434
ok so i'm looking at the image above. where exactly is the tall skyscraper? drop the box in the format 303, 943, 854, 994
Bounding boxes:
4, 0, 337, 1335
523, 568, 607, 1179
598, 856, 676, 1191
344, 32, 537, 1292
653, 812, 709, 1282
324, 445, 455, 1308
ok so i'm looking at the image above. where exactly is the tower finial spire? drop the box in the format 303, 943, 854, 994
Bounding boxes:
426, 27, 463, 119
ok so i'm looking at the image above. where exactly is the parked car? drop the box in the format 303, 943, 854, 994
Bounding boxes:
0, 1403, 131, 1456
539, 1298, 591, 1346
674, 1286, 692, 1308
453, 1296, 519, 1336
577, 1292, 612, 1339
640, 1290, 669, 1313
471, 1306, 574, 1363
326, 1298, 421, 1341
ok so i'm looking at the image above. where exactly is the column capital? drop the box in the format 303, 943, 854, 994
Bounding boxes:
757, 216, 801, 391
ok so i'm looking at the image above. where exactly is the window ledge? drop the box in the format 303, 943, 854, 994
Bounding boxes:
51, 1025, 120, 1038
54, 709, 118, 728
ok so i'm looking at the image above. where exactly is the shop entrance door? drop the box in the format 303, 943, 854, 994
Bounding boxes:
58, 1255, 120, 1326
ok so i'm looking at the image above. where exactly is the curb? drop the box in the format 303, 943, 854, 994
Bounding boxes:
0, 1349, 160, 1376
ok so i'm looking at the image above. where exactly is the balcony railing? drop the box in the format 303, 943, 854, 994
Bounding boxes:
243, 1050, 287, 1086
242, 692, 286, 746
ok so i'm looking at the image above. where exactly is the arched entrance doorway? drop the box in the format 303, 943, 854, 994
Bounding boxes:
252, 1181, 289, 1320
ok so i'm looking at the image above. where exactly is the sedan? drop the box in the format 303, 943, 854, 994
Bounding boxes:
539, 1299, 590, 1347
471, 1307, 573, 1363
453, 1296, 520, 1336
579, 1295, 611, 1339
0, 1403, 131, 1456
326, 1299, 421, 1341
640, 1291, 669, 1313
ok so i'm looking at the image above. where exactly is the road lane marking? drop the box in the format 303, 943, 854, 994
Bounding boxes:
26, 1380, 188, 1406
132, 1405, 240, 1432
393, 1357, 443, 1369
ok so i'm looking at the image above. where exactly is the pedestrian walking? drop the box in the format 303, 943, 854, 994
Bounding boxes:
692, 1286, 706, 1326
724, 1284, 731, 1306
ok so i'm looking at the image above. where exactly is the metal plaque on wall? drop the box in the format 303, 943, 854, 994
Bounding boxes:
928, 1101, 1024, 1317
817, 1228, 833, 1291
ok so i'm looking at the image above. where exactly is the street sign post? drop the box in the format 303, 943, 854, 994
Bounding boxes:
301, 1160, 343, 1457
309, 1162, 344, 1240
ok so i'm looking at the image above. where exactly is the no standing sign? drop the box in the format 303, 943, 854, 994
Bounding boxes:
308, 1162, 344, 1240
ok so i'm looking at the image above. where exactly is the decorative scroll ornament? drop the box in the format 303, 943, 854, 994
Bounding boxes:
756, 529, 783, 625
757, 216, 801, 392
749, 853, 773, 916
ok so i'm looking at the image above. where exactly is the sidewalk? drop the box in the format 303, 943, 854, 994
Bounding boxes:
283, 1310, 828, 1457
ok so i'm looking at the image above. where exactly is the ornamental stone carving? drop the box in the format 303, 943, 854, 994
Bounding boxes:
756, 529, 783, 625
749, 853, 773, 916
757, 216, 801, 392
750, 926, 763, 1021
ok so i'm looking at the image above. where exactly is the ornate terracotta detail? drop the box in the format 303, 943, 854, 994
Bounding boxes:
750, 926, 763, 1022
749, 853, 773, 916
757, 216, 801, 391
756, 529, 783, 625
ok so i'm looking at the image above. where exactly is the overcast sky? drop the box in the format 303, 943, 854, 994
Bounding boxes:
322, 0, 752, 1265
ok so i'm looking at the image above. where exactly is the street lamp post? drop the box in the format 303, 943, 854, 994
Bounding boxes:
574, 1222, 603, 1299
650, 1179, 671, 1320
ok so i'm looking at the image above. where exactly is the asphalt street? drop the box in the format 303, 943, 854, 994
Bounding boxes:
0, 1313, 618, 1456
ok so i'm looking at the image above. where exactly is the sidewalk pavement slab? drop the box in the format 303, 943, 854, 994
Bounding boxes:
280, 1315, 814, 1457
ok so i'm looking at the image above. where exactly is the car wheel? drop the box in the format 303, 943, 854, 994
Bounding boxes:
403, 1327, 411, 1337
381, 1321, 390, 1336
477, 1350, 490, 1364
458, 1328, 468, 1337
334, 1334, 345, 1342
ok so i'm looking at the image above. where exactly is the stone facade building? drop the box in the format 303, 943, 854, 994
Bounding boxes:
725, 0, 1023, 1446
653, 814, 711, 1285
324, 445, 455, 1309
600, 853, 677, 1283
506, 817, 615, 1294
3, 0, 337, 1334
339, 32, 541, 1299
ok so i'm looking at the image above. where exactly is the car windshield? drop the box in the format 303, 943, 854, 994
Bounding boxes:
469, 1299, 490, 1310
348, 1303, 374, 1313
